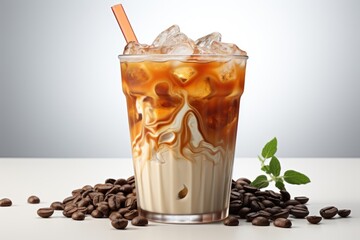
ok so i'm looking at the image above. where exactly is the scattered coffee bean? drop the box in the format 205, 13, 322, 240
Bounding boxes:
37, 208, 54, 218
306, 215, 322, 224
252, 216, 270, 226
27, 195, 40, 204
320, 206, 338, 219
294, 196, 309, 204
0, 198, 12, 207
223, 216, 239, 226
111, 218, 128, 230
274, 218, 292, 228
50, 201, 64, 210
338, 209, 351, 218
131, 216, 149, 226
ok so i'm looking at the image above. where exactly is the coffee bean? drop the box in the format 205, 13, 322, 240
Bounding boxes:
95, 184, 113, 194
125, 196, 137, 210
252, 216, 270, 226
107, 186, 121, 195
272, 210, 290, 220
266, 190, 281, 199
120, 184, 133, 194
77, 198, 90, 208
243, 185, 258, 193
92, 193, 105, 205
63, 205, 78, 218
114, 178, 128, 186
338, 209, 351, 218
257, 210, 272, 219
320, 206, 338, 219
294, 196, 309, 204
37, 208, 54, 218
126, 176, 135, 184
230, 191, 241, 200
109, 212, 123, 221
280, 190, 291, 202
306, 215, 322, 224
131, 216, 149, 226
27, 195, 40, 204
82, 185, 93, 191
223, 216, 239, 226
262, 199, 275, 208
0, 198, 12, 207
229, 200, 243, 214
86, 204, 95, 214
250, 200, 262, 212
81, 189, 94, 198
63, 196, 75, 205
105, 178, 116, 184
266, 197, 281, 206
274, 218, 292, 228
50, 201, 64, 210
294, 204, 308, 210
119, 208, 130, 216
238, 207, 252, 218
108, 195, 121, 210
124, 209, 138, 220
246, 212, 260, 222
290, 207, 309, 218
236, 177, 251, 184
91, 209, 104, 218
285, 199, 301, 206
72, 211, 85, 221
111, 218, 128, 230
97, 203, 110, 216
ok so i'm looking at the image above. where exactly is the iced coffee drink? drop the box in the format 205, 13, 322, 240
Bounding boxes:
119, 25, 248, 223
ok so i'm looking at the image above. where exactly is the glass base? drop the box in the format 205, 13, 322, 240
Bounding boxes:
138, 207, 229, 224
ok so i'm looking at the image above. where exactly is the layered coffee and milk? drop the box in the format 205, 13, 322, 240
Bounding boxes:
120, 25, 247, 222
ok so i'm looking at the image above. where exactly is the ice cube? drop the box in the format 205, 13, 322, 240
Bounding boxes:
185, 76, 212, 98
152, 25, 180, 47
210, 41, 247, 55
195, 32, 222, 48
123, 41, 149, 54
160, 33, 195, 54
172, 67, 197, 83
218, 61, 237, 82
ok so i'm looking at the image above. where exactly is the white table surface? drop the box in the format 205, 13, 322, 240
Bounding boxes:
0, 158, 359, 240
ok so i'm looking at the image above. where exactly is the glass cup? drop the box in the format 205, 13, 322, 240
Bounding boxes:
119, 54, 248, 223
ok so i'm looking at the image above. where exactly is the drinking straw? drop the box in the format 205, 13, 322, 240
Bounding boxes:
111, 4, 138, 43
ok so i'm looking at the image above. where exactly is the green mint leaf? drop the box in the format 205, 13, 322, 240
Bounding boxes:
269, 156, 281, 176
261, 137, 277, 159
261, 165, 271, 174
275, 179, 285, 190
284, 170, 311, 185
250, 175, 269, 189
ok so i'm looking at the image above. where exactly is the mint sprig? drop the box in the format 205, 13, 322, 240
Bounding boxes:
251, 137, 311, 190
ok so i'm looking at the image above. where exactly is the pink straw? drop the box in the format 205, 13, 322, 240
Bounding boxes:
111, 4, 138, 43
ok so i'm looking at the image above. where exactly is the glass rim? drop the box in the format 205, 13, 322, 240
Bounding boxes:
118, 54, 249, 61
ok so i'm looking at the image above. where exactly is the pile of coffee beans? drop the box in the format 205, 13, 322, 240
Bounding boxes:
225, 177, 351, 228
35, 176, 147, 229
0, 176, 352, 230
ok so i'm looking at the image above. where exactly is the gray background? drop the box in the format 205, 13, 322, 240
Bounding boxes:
0, 0, 359, 158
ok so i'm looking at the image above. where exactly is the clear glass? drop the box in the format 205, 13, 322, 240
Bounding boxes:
119, 54, 248, 223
